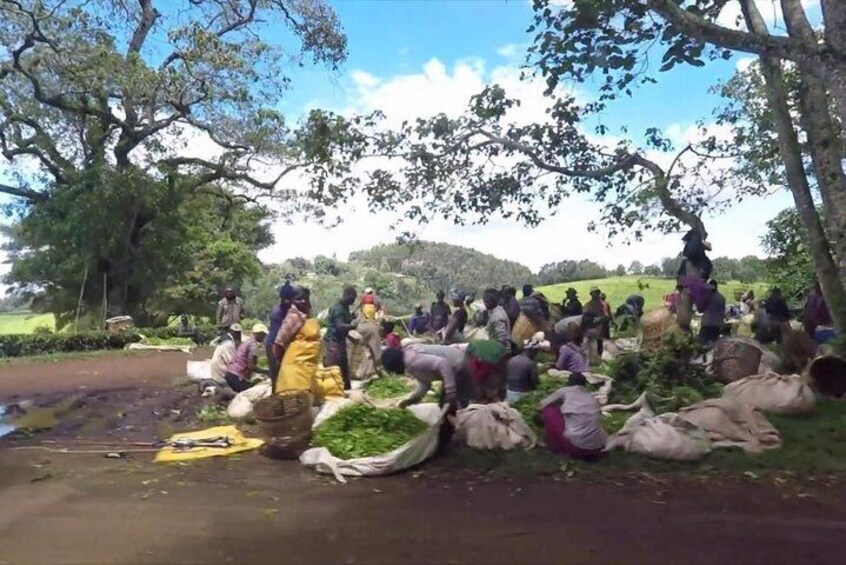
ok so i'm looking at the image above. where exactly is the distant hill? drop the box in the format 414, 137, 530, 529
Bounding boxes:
349, 241, 535, 298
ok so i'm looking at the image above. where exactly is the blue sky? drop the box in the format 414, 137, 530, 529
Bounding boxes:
255, 0, 800, 270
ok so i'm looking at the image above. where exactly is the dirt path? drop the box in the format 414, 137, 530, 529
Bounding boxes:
0, 350, 210, 398
1, 450, 844, 564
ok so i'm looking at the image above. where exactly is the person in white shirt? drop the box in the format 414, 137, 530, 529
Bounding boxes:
199, 324, 242, 396
538, 372, 607, 459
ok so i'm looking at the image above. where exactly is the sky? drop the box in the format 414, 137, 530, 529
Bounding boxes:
0, 0, 821, 276
251, 0, 804, 272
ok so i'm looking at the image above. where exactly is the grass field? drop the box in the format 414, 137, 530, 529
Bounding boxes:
0, 312, 56, 335
537, 276, 771, 312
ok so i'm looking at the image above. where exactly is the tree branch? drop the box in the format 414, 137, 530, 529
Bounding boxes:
0, 182, 48, 202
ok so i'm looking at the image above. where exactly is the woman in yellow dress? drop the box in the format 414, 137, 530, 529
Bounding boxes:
273, 287, 321, 397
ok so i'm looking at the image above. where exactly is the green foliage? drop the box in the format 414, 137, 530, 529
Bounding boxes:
0, 0, 352, 324
0, 331, 141, 358
538, 259, 610, 285
350, 241, 534, 297
762, 209, 817, 304
311, 404, 428, 459
196, 404, 232, 425
363, 377, 415, 399
607, 333, 722, 413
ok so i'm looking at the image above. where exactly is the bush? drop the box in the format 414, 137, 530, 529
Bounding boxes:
0, 331, 142, 358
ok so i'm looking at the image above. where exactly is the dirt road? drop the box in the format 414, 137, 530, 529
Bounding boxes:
0, 350, 208, 398
2, 352, 846, 564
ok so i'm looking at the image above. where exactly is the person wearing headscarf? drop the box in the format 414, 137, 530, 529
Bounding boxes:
442, 291, 468, 344
408, 304, 431, 335
266, 281, 295, 389
354, 289, 383, 379
274, 287, 321, 397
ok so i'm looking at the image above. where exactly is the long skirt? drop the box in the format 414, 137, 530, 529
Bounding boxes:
541, 405, 603, 460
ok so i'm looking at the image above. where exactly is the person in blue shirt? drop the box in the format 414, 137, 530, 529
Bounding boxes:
408, 304, 431, 335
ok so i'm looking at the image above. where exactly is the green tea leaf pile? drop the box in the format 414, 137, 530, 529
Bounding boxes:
311, 404, 428, 459
364, 377, 414, 399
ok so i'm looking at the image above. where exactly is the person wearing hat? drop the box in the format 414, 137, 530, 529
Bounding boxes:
505, 340, 542, 403
224, 323, 269, 393
216, 286, 245, 335
408, 303, 431, 336
562, 288, 583, 317
266, 281, 296, 388
583, 287, 608, 361
441, 292, 469, 344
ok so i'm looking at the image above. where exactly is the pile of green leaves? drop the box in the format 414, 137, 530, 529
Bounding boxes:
607, 333, 722, 412
364, 377, 415, 399
311, 404, 428, 459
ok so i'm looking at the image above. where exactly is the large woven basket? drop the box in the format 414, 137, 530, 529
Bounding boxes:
809, 355, 846, 397
253, 391, 313, 440
640, 308, 677, 351
712, 338, 763, 384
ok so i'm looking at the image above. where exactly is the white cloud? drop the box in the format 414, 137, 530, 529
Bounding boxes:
256, 57, 786, 272
716, 0, 821, 32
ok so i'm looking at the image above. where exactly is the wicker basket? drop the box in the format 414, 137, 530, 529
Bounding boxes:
253, 391, 313, 440
640, 308, 677, 352
809, 355, 846, 397
712, 338, 763, 384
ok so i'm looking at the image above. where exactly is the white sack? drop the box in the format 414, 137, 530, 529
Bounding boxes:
300, 399, 446, 483
723, 372, 816, 416
227, 382, 272, 419
186, 360, 212, 383
453, 402, 537, 450
606, 408, 711, 461
678, 397, 781, 453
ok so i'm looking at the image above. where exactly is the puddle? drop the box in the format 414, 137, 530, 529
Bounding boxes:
0, 405, 14, 438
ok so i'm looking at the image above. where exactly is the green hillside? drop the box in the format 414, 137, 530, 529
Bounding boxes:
0, 312, 56, 334
537, 277, 771, 312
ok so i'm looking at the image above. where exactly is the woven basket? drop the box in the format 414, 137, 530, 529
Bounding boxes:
712, 338, 763, 384
640, 308, 677, 351
253, 391, 312, 439
809, 355, 846, 397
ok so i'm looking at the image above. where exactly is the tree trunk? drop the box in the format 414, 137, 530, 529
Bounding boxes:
742, 0, 846, 351
780, 0, 846, 275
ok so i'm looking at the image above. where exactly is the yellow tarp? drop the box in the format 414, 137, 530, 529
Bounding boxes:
154, 425, 263, 463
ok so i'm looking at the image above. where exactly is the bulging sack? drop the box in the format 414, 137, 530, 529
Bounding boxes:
606, 411, 711, 461
722, 372, 816, 416
453, 402, 537, 450
679, 397, 781, 453
227, 382, 272, 419
300, 399, 446, 483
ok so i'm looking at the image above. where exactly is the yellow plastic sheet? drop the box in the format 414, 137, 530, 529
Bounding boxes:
154, 425, 264, 463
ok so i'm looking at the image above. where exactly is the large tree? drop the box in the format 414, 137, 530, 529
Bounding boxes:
525, 0, 846, 342
0, 0, 354, 319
